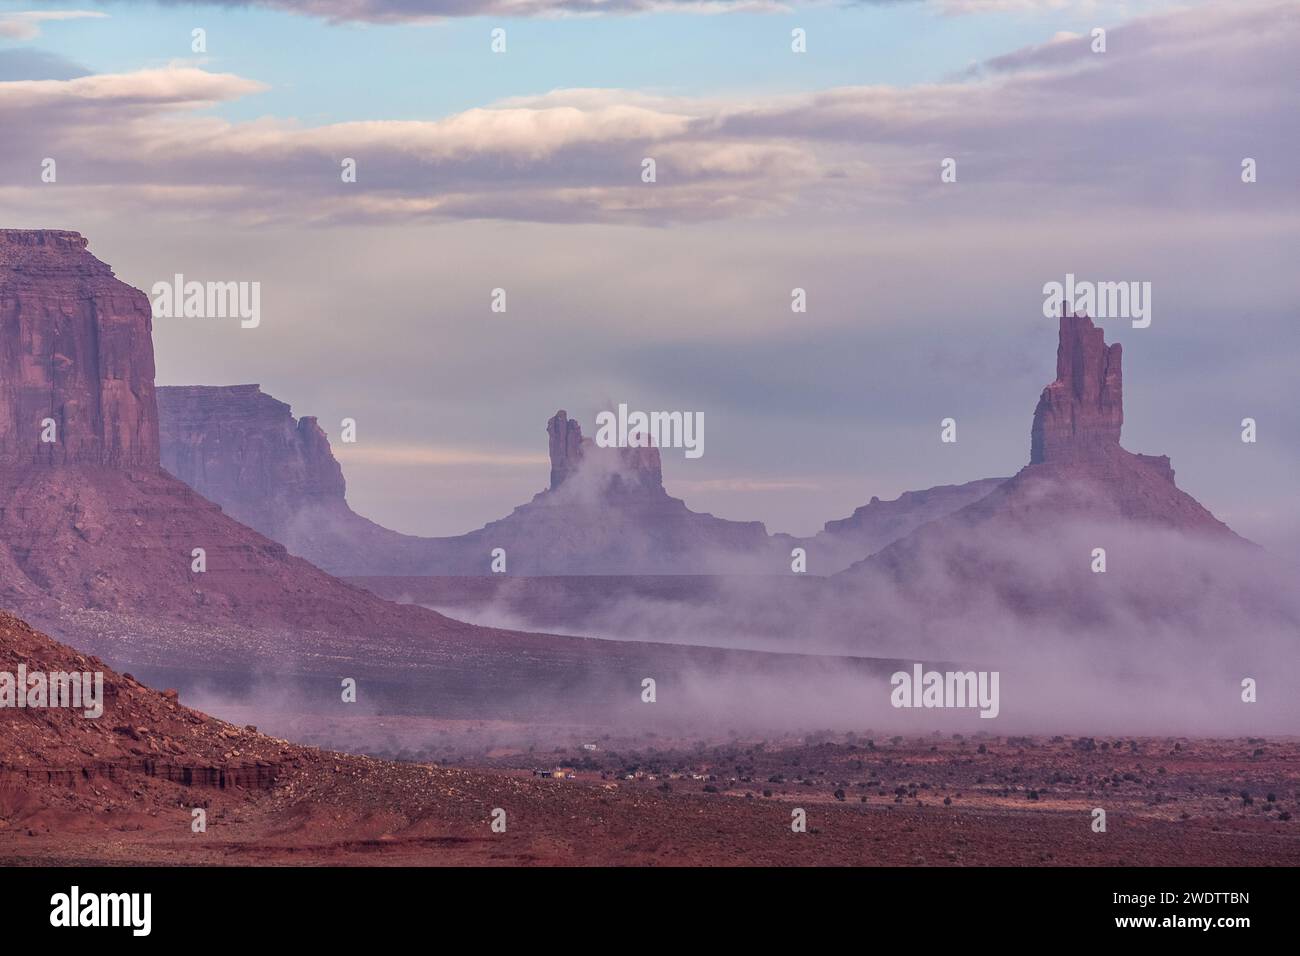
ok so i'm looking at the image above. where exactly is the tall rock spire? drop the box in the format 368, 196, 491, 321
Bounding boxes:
547, 410, 585, 490
546, 409, 663, 494
1030, 312, 1123, 464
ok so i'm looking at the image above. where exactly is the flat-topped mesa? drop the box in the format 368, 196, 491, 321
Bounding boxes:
157, 384, 346, 534
1030, 312, 1123, 464
0, 229, 159, 468
545, 409, 663, 494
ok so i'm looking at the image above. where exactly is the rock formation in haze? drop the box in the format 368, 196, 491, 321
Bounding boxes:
805, 478, 1008, 569
155, 381, 1016, 576
1030, 310, 1123, 464
1027, 311, 1178, 485
1008, 312, 1217, 524
156, 380, 999, 577
547, 409, 584, 490
158, 384, 345, 541
546, 410, 663, 494
835, 312, 1246, 636
889, 312, 1232, 540
156, 392, 778, 574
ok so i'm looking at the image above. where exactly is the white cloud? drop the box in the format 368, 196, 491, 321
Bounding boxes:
0, 10, 108, 41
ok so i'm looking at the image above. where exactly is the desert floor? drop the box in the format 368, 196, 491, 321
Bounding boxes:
4, 728, 1296, 866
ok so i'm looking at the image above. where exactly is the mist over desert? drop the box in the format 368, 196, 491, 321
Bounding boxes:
0, 1, 1296, 900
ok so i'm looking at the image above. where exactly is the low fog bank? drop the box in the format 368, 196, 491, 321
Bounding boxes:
375, 518, 1300, 738
22, 513, 1293, 757
174, 649, 1296, 756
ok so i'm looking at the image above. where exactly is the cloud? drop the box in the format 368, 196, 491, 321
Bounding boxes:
44, 0, 1211, 25
88, 0, 1200, 23
959, 29, 1089, 76
936, 0, 1074, 14
2, 1, 1294, 226
0, 66, 264, 108
101, 0, 859, 23
0, 10, 107, 40
0, 67, 816, 224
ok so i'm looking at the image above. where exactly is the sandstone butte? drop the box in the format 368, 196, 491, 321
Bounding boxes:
835, 311, 1245, 628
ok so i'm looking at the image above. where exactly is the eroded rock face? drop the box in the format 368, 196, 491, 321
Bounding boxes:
155, 392, 1007, 576
547, 410, 585, 491
157, 395, 772, 574
838, 309, 1241, 621
546, 409, 664, 495
0, 231, 475, 640
1030, 312, 1123, 464
999, 314, 1228, 528
158, 385, 345, 537
0, 230, 159, 468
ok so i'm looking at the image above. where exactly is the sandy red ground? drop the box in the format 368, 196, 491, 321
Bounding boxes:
5, 727, 1297, 866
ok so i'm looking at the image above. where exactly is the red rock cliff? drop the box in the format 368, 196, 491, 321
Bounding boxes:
1030, 312, 1124, 464
0, 229, 159, 468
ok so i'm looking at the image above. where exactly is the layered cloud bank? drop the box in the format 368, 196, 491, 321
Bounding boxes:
99, 0, 826, 22
2, 2, 1294, 225
87, 1, 1207, 24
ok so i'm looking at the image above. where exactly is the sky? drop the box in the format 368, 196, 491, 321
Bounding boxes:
2, 0, 1297, 557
